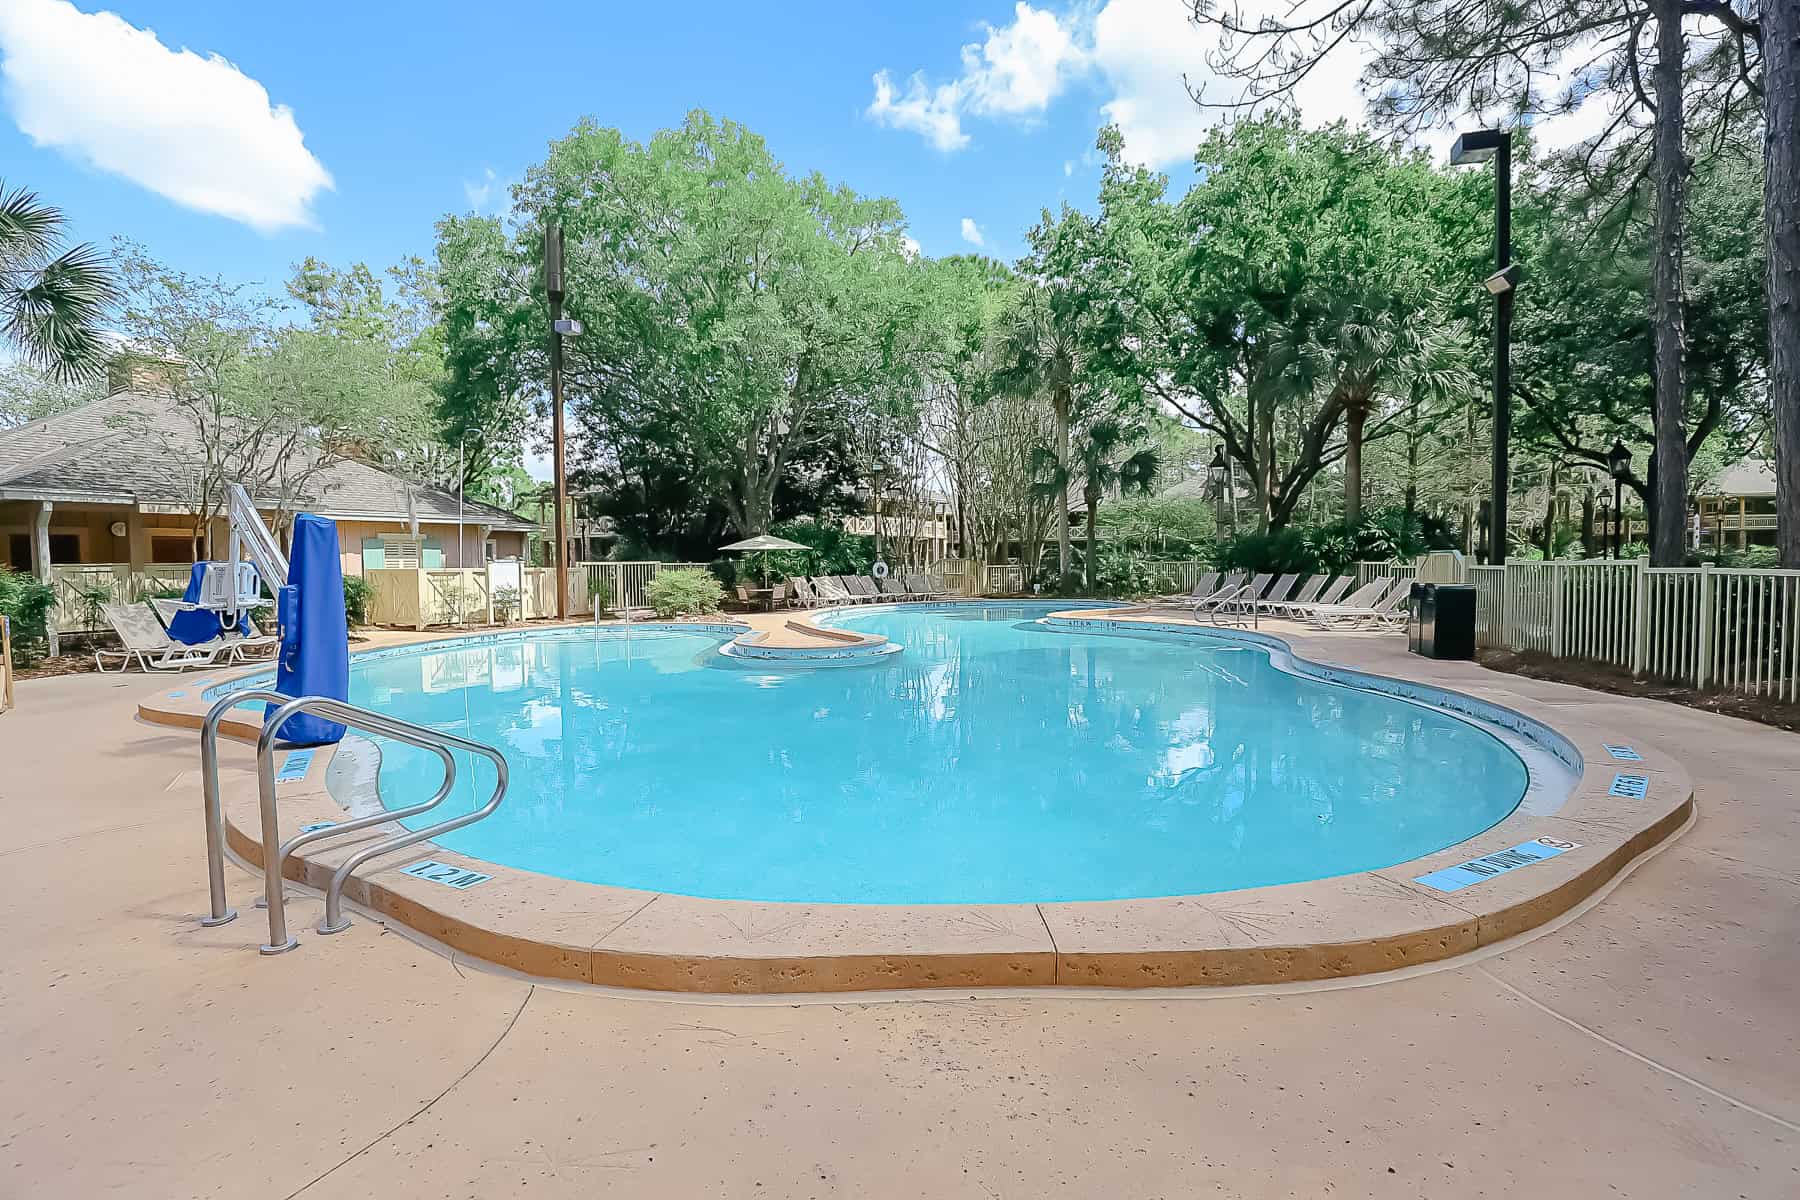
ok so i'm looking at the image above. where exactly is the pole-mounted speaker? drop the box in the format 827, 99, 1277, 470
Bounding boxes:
544, 222, 565, 301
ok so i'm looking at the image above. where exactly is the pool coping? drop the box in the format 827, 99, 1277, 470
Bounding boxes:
140, 606, 1694, 993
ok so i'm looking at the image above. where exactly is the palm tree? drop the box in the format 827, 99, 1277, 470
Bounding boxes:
1, 183, 118, 382
994, 284, 1083, 584
1033, 414, 1161, 590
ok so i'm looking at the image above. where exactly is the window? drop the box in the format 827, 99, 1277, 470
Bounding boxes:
5, 534, 28, 570
48, 533, 80, 563
150, 535, 195, 564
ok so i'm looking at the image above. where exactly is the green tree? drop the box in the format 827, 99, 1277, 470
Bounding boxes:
511, 111, 927, 540
1059, 415, 1161, 590
1093, 119, 1480, 532
1, 182, 117, 382
1188, 0, 1770, 565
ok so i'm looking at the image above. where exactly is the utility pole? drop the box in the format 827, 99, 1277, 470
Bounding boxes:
545, 223, 570, 620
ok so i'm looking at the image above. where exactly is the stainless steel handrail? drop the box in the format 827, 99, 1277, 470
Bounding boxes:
198, 690, 508, 954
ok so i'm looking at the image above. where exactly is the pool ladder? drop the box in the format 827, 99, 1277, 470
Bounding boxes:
198, 691, 509, 954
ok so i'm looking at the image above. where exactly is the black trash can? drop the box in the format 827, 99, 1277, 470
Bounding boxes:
1407, 582, 1428, 654
1414, 583, 1476, 660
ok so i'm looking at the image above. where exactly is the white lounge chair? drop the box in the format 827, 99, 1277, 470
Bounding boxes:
789, 577, 828, 608
1265, 574, 1329, 616
1300, 579, 1402, 628
875, 575, 909, 600
1309, 582, 1411, 631
1252, 573, 1301, 614
904, 573, 945, 600
153, 599, 279, 663
1155, 571, 1219, 607
1211, 573, 1273, 616
96, 602, 226, 672
812, 576, 856, 605
1187, 573, 1248, 615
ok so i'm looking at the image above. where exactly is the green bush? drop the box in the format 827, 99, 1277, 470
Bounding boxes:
492, 585, 522, 623
0, 567, 56, 666
765, 521, 874, 577
644, 568, 726, 618
342, 575, 373, 627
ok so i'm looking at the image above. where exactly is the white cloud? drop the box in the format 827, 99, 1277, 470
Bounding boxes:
0, 0, 332, 233
867, 3, 1084, 152
960, 217, 985, 247
960, 2, 1085, 116
1063, 159, 1075, 176
868, 70, 970, 151
463, 166, 498, 212
901, 234, 922, 259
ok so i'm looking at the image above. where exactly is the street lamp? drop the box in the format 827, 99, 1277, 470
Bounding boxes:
1450, 127, 1516, 566
1606, 438, 1632, 559
1206, 445, 1229, 534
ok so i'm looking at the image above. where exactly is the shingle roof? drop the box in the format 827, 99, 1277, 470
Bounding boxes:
1703, 460, 1776, 499
0, 392, 538, 531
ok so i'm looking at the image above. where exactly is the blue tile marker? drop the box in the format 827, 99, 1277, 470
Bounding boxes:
1603, 744, 1644, 762
400, 860, 492, 890
1608, 774, 1650, 799
275, 749, 315, 782
1414, 836, 1581, 893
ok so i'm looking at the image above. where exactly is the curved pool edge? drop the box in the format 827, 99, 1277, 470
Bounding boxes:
142, 609, 1695, 994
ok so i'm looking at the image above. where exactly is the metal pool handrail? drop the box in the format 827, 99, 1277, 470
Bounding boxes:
198, 690, 508, 954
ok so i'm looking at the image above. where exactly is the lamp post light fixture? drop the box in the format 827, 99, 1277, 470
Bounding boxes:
1206, 445, 1229, 533
1606, 438, 1633, 560
1450, 127, 1516, 566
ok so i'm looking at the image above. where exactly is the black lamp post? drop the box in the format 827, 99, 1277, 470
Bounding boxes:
1450, 128, 1516, 566
1206, 445, 1228, 534
1606, 438, 1632, 559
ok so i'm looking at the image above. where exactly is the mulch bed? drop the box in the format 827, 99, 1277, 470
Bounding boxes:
1479, 649, 1800, 734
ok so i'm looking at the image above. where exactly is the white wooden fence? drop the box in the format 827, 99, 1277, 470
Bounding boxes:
1454, 557, 1800, 703
46, 563, 194, 642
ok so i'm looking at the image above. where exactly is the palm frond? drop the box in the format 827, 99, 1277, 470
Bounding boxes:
0, 182, 61, 270
3, 242, 121, 383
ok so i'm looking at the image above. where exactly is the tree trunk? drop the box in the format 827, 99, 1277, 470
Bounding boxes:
1648, 0, 1690, 566
1343, 400, 1369, 524
1054, 387, 1071, 582
1768, 0, 1800, 567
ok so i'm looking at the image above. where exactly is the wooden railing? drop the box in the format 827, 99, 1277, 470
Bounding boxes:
46, 563, 194, 638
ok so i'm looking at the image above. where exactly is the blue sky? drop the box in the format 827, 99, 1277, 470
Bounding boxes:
1, 1, 1612, 298
0, 0, 1275, 295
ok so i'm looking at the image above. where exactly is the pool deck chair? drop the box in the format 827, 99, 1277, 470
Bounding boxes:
95, 602, 226, 673
1213, 573, 1274, 616
790, 577, 828, 608
1187, 573, 1248, 616
1306, 581, 1410, 630
812, 576, 855, 605
876, 575, 909, 600
1155, 571, 1218, 607
1252, 573, 1301, 614
1296, 578, 1397, 627
153, 599, 279, 663
1265, 574, 1327, 616
843, 575, 881, 602
904, 573, 945, 600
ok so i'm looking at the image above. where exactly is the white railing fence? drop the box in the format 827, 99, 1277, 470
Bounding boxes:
1139, 560, 1212, 594
576, 561, 710, 614
1411, 555, 1800, 704
1356, 560, 1421, 589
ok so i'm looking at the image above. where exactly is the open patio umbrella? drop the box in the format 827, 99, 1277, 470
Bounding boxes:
719, 534, 812, 588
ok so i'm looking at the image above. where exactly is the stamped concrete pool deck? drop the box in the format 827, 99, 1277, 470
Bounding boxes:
3, 614, 1796, 1197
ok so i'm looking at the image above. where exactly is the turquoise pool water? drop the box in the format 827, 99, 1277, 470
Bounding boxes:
260, 605, 1529, 903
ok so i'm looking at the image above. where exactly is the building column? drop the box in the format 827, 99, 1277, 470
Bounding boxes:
1738, 496, 1747, 549
31, 501, 52, 583
32, 501, 55, 656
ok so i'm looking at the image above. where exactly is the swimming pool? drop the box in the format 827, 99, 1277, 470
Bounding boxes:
248, 604, 1532, 904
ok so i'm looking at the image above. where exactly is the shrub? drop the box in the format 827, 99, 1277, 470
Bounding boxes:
342, 575, 373, 627
1214, 527, 1320, 574
645, 568, 725, 618
765, 521, 872, 576
0, 567, 56, 666
492, 585, 522, 623
586, 571, 614, 614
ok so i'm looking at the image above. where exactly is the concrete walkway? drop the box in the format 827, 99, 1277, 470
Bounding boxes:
2, 627, 1796, 1198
